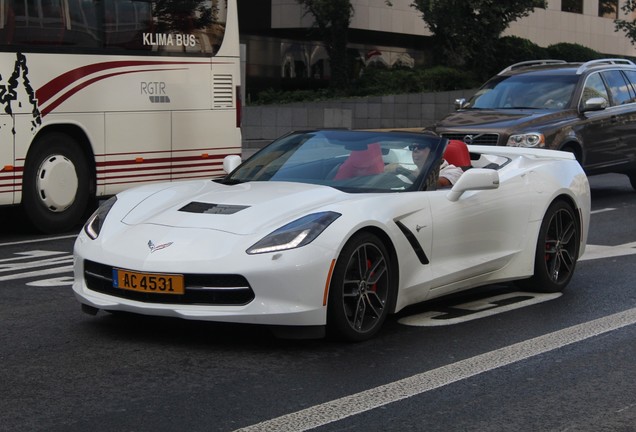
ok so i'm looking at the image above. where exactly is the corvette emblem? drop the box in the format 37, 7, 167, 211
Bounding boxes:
147, 240, 173, 253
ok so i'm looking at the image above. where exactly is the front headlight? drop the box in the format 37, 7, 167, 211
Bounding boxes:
84, 196, 117, 240
507, 132, 545, 148
247, 211, 341, 255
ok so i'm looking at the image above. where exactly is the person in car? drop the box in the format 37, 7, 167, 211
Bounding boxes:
386, 142, 464, 188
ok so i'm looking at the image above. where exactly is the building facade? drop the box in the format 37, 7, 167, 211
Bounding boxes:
238, 0, 636, 99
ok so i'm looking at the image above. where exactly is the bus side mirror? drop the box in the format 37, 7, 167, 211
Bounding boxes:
223, 155, 242, 174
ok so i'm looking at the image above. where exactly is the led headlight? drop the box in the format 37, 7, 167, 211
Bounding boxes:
84, 196, 117, 239
247, 211, 341, 254
507, 132, 545, 148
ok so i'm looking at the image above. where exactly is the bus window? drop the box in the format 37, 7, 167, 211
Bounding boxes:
67, 0, 100, 47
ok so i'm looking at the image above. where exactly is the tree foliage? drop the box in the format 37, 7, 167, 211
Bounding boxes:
296, 0, 354, 89
615, 0, 636, 45
410, 0, 546, 75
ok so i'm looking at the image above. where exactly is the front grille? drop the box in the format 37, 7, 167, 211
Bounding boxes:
84, 260, 255, 306
441, 133, 500, 146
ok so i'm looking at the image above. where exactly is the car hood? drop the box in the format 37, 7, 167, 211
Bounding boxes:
119, 180, 348, 235
435, 108, 575, 131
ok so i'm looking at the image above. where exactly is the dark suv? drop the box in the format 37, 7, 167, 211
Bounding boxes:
429, 58, 636, 189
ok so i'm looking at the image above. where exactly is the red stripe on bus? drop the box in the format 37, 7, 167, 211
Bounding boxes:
36, 60, 210, 105
40, 68, 184, 116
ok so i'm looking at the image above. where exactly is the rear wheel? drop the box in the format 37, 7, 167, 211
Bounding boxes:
519, 200, 580, 293
327, 232, 394, 342
22, 133, 92, 233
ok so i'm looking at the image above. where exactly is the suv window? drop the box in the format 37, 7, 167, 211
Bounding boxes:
601, 70, 634, 105
581, 73, 610, 107
469, 74, 578, 110
624, 70, 636, 92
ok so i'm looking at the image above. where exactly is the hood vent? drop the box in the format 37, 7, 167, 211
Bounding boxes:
179, 202, 249, 215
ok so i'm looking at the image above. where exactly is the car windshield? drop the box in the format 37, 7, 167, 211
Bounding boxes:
467, 74, 579, 110
222, 130, 446, 193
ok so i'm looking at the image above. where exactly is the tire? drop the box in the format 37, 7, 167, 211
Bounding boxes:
22, 133, 92, 233
327, 232, 394, 342
519, 200, 580, 293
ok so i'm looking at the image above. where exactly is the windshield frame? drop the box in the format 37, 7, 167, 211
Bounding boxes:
221, 130, 448, 193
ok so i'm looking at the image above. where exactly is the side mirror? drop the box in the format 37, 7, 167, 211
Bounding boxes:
223, 155, 242, 174
446, 168, 499, 202
454, 98, 467, 110
581, 97, 608, 112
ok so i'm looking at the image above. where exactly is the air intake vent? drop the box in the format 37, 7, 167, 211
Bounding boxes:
179, 202, 248, 215
213, 74, 234, 108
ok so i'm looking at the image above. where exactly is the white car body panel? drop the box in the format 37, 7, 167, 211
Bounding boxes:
73, 131, 591, 335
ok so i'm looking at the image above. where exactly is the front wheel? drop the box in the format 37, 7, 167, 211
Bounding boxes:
22, 133, 92, 233
519, 200, 580, 293
327, 232, 394, 342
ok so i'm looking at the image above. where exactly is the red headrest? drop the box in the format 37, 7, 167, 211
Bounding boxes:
444, 140, 471, 167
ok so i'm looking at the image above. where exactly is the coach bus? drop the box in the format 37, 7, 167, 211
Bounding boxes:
0, 0, 241, 233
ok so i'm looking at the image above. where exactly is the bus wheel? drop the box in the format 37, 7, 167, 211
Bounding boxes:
22, 133, 91, 233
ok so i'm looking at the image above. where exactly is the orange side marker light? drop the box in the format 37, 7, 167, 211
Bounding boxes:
323, 259, 337, 306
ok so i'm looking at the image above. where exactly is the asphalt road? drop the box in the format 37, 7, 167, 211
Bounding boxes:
0, 174, 635, 432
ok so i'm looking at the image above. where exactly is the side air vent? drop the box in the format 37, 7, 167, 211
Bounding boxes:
213, 74, 234, 108
179, 202, 249, 215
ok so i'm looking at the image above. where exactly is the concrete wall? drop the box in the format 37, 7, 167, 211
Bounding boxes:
241, 88, 476, 154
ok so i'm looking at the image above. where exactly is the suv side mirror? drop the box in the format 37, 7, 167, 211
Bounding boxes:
581, 97, 608, 112
446, 168, 499, 202
454, 98, 467, 110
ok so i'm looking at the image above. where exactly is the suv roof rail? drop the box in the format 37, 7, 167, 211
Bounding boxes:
576, 58, 636, 74
498, 59, 566, 75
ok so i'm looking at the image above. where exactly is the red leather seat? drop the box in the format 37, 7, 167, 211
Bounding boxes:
334, 143, 384, 180
443, 140, 471, 168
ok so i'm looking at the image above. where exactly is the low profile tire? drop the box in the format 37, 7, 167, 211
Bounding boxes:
327, 232, 394, 342
22, 133, 92, 233
519, 200, 580, 293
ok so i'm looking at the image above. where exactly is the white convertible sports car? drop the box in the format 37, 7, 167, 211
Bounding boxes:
73, 130, 590, 341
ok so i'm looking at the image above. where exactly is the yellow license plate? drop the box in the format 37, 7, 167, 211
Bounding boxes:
113, 269, 184, 295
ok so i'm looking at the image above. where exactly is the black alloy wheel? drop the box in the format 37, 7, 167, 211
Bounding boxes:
327, 232, 393, 342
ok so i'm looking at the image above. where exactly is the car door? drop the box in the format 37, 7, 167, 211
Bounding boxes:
598, 70, 636, 167
618, 69, 636, 165
423, 173, 532, 297
577, 71, 619, 170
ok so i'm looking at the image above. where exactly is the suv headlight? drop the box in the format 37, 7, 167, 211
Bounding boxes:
507, 133, 545, 148
84, 196, 117, 239
247, 211, 341, 254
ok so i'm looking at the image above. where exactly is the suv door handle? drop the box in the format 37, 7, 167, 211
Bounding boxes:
610, 115, 618, 123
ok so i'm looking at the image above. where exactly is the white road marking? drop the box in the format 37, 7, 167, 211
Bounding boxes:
590, 207, 616, 215
580, 241, 636, 261
0, 265, 73, 282
234, 307, 636, 432
27, 276, 74, 287
0, 234, 77, 247
398, 292, 562, 327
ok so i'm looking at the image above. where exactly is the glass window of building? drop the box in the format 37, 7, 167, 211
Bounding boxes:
599, 0, 618, 18
562, 0, 583, 14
